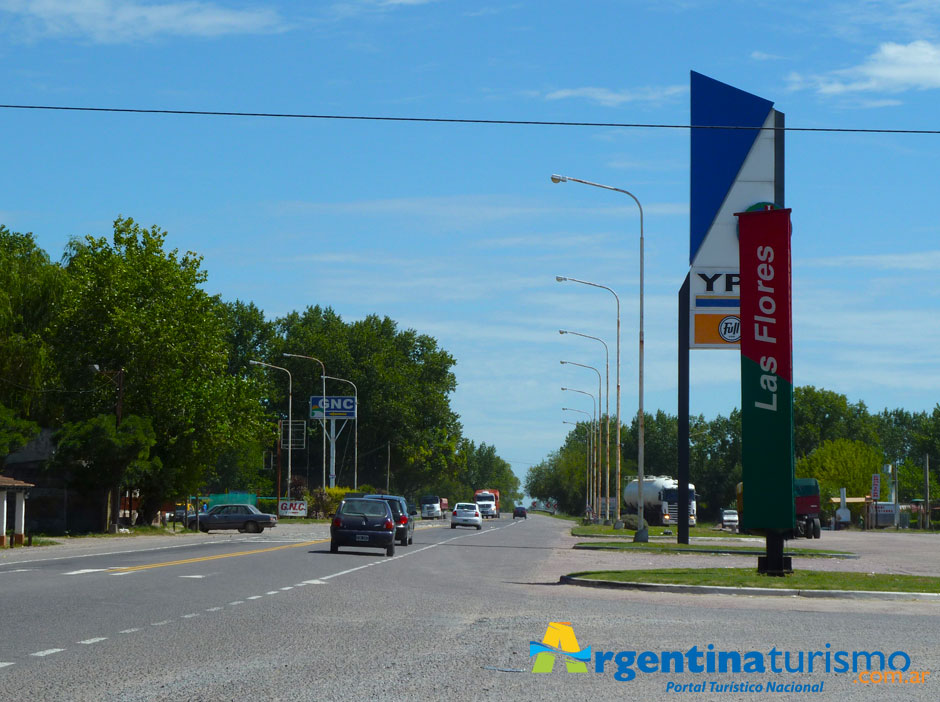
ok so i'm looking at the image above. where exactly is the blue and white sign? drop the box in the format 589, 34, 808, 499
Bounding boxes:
310, 395, 356, 419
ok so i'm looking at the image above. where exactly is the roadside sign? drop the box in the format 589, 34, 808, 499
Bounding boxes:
310, 395, 356, 419
871, 473, 881, 501
278, 500, 307, 517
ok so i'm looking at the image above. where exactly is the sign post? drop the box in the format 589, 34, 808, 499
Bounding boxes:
736, 206, 795, 575
310, 396, 357, 488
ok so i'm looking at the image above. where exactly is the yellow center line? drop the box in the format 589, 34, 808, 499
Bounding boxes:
109, 539, 329, 573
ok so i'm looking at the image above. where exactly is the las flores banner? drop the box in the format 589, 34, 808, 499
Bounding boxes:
736, 208, 795, 531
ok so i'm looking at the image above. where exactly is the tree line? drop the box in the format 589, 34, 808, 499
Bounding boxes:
0, 219, 519, 530
526, 386, 940, 520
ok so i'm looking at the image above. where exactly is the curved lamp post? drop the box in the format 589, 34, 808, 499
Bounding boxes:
560, 330, 611, 523
552, 172, 647, 542
282, 353, 327, 490
561, 386, 597, 520
323, 375, 358, 488
561, 360, 603, 521
250, 360, 292, 500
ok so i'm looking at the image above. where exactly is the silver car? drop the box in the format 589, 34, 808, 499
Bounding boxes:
451, 502, 482, 530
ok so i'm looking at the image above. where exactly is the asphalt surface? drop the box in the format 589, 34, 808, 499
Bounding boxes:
0, 517, 937, 701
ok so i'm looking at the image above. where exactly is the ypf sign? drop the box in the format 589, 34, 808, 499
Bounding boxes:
737, 207, 795, 532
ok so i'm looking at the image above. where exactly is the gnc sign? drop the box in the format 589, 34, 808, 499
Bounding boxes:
279, 500, 307, 517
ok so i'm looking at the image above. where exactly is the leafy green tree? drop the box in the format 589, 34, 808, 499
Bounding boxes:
793, 386, 877, 458
796, 438, 882, 500
53, 217, 268, 521
51, 413, 157, 529
0, 226, 63, 423
689, 411, 741, 519
0, 401, 39, 460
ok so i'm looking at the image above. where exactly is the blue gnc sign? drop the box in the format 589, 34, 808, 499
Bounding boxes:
309, 395, 356, 419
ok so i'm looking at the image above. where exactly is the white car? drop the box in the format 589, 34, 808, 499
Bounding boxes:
451, 502, 482, 530
721, 509, 739, 531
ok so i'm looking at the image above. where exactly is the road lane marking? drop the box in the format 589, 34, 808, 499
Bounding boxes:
265, 590, 279, 595
64, 568, 108, 575
303, 579, 326, 584
0, 662, 14, 669
179, 575, 205, 579
151, 621, 171, 626
280, 586, 293, 591
246, 596, 263, 600
206, 607, 223, 612
229, 601, 244, 606
78, 638, 107, 645
31, 649, 64, 657
181, 613, 199, 618
119, 628, 140, 634
108, 539, 327, 574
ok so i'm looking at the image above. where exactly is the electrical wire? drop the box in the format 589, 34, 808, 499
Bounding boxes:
1, 103, 938, 134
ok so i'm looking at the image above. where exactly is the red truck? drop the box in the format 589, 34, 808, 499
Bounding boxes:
736, 477, 822, 539
474, 489, 500, 519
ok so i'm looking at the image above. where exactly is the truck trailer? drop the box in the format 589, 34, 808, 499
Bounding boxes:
622, 476, 697, 527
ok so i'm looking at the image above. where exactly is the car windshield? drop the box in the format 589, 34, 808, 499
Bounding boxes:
456, 504, 475, 510
341, 500, 388, 517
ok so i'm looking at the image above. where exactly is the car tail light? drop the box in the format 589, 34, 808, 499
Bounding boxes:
397, 514, 408, 525
332, 517, 342, 528
475, 512, 480, 517
384, 519, 394, 531
453, 510, 457, 516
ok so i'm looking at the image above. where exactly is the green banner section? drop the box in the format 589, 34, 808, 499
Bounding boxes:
740, 355, 795, 531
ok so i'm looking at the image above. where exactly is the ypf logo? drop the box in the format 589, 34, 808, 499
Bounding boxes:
718, 315, 741, 343
530, 622, 591, 673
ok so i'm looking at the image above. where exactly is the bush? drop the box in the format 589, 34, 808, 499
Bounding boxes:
305, 486, 357, 517
257, 499, 277, 514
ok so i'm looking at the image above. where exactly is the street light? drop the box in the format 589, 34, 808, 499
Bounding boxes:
282, 353, 327, 491
561, 360, 603, 521
553, 173, 647, 542
561, 386, 597, 520
563, 417, 592, 516
323, 375, 358, 489
250, 360, 292, 500
560, 330, 611, 523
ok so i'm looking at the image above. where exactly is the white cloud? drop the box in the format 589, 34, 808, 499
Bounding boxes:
0, 0, 285, 42
544, 85, 686, 107
751, 50, 784, 61
790, 40, 940, 95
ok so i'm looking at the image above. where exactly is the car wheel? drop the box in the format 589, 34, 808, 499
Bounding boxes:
476, 524, 482, 530
451, 523, 456, 529
330, 540, 338, 554
813, 518, 821, 539
386, 543, 395, 557
245, 521, 260, 534
408, 533, 413, 545
399, 535, 407, 546
199, 524, 209, 533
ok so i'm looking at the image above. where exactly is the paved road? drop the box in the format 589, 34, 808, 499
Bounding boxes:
0, 516, 937, 701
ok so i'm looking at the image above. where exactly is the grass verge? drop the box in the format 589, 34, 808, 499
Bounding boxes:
572, 523, 744, 539
572, 568, 940, 593
573, 541, 853, 557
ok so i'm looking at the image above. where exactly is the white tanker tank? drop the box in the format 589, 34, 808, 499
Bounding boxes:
622, 476, 696, 526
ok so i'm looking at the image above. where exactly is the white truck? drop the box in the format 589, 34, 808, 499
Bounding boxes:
623, 476, 696, 527
420, 495, 447, 520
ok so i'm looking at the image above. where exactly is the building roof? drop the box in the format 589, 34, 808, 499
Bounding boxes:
0, 475, 35, 490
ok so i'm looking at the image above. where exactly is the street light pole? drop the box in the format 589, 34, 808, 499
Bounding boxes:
563, 418, 591, 516
323, 375, 358, 489
553, 173, 647, 542
560, 330, 610, 524
250, 360, 292, 500
282, 353, 327, 491
561, 360, 603, 522
561, 386, 597, 519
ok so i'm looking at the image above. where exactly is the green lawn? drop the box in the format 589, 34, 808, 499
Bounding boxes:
572, 523, 745, 539
572, 568, 940, 593
573, 541, 853, 557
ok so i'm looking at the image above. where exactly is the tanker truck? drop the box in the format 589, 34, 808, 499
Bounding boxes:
623, 476, 697, 526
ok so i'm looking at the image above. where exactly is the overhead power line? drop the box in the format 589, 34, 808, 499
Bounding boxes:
0, 103, 938, 135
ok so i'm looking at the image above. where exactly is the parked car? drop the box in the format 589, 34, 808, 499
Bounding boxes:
513, 506, 527, 520
451, 502, 482, 530
186, 504, 277, 533
720, 509, 739, 530
363, 494, 416, 546
330, 498, 396, 557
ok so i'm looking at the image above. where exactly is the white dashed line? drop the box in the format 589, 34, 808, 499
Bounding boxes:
31, 649, 65, 657
179, 575, 205, 579
303, 579, 326, 585
78, 638, 107, 645
119, 628, 140, 634
181, 613, 199, 619
280, 586, 293, 591
0, 662, 14, 669
151, 621, 171, 626
265, 590, 278, 595
64, 569, 108, 576
246, 596, 263, 600
206, 607, 223, 612
229, 601, 244, 606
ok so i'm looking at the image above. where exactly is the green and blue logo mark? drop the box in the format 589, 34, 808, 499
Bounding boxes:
530, 622, 591, 673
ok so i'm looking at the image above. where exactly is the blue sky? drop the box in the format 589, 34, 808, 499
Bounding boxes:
2, 1, 940, 486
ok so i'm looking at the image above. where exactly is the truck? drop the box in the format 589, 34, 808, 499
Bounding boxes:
735, 477, 822, 539
622, 476, 697, 527
419, 494, 448, 520
474, 489, 500, 519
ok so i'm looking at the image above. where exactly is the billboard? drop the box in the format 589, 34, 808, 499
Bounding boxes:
309, 396, 357, 420
689, 72, 784, 349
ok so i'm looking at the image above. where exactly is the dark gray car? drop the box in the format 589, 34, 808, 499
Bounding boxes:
363, 494, 416, 546
330, 498, 396, 557
186, 504, 277, 533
